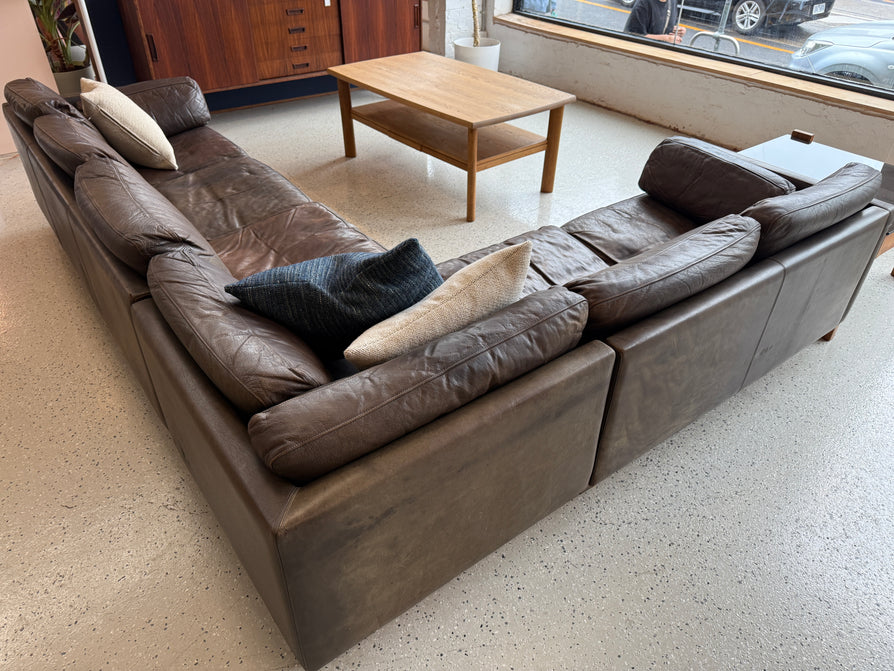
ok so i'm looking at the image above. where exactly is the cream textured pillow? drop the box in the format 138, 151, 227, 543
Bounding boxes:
79, 78, 177, 170
345, 241, 532, 369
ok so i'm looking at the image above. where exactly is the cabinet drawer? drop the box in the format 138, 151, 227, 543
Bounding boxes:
249, 0, 343, 80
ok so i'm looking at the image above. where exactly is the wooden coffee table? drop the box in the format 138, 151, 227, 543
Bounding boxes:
328, 52, 576, 222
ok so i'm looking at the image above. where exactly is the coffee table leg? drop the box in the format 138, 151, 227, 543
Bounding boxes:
336, 79, 356, 158
541, 106, 565, 193
467, 128, 478, 222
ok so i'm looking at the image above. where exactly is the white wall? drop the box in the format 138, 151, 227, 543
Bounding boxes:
0, 2, 56, 155
434, 0, 894, 163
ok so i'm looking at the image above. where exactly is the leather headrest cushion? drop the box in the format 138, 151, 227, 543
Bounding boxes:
3, 77, 84, 126
744, 162, 882, 261
566, 214, 761, 338
74, 156, 212, 272
640, 137, 795, 225
32, 113, 124, 177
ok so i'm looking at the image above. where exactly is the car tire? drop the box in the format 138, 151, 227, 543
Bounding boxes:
827, 70, 873, 85
731, 0, 766, 35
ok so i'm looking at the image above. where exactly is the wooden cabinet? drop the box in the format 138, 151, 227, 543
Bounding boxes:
118, 0, 421, 93
118, 0, 259, 91
249, 0, 343, 80
340, 0, 421, 63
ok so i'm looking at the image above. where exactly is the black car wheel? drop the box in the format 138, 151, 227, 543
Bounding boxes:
732, 0, 766, 35
827, 70, 873, 85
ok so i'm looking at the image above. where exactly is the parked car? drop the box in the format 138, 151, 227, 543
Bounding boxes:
789, 21, 894, 90
614, 0, 834, 36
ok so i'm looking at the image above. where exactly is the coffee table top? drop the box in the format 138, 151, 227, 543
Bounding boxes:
328, 52, 576, 129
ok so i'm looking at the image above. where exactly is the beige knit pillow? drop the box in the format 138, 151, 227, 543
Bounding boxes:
80, 78, 177, 170
345, 241, 532, 369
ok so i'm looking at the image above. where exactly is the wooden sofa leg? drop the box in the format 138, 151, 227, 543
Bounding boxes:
821, 328, 837, 341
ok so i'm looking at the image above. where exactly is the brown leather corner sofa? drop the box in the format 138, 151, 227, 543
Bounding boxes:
4, 76, 889, 670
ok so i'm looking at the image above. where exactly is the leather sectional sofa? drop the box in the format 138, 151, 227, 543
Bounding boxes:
4, 76, 889, 670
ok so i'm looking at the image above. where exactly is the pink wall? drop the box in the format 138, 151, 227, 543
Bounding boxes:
0, 1, 56, 155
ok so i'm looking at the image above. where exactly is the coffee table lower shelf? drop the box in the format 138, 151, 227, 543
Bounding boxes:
352, 100, 548, 171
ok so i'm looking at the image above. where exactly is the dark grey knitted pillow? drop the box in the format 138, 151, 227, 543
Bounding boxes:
225, 239, 443, 358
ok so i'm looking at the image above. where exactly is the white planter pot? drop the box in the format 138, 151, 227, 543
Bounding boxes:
453, 37, 501, 71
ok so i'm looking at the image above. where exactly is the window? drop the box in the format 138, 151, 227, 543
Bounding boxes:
514, 0, 894, 98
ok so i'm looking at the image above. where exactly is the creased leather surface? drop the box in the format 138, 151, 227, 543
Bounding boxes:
75, 156, 214, 273
563, 194, 696, 263
32, 113, 125, 177
744, 162, 882, 261
118, 77, 211, 136
566, 214, 760, 338
436, 225, 609, 292
248, 288, 588, 484
138, 125, 248, 179
639, 136, 795, 224
3, 77, 84, 126
140, 155, 311, 239
210, 201, 386, 279
148, 246, 331, 415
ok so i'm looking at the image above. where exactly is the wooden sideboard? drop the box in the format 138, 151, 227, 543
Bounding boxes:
117, 0, 422, 93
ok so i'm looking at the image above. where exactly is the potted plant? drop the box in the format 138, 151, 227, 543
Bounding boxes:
453, 0, 501, 71
28, 0, 95, 96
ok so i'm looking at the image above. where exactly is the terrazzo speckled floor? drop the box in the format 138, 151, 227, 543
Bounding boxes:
1, 92, 893, 670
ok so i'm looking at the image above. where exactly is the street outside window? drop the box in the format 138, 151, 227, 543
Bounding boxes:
515, 0, 894, 96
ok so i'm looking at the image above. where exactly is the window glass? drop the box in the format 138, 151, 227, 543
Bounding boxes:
514, 0, 894, 97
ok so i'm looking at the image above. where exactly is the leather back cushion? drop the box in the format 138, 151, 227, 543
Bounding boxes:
639, 137, 795, 224
565, 214, 761, 338
117, 77, 211, 136
744, 163, 882, 261
148, 246, 332, 415
3, 77, 85, 126
248, 288, 589, 484
75, 156, 213, 273
32, 114, 126, 177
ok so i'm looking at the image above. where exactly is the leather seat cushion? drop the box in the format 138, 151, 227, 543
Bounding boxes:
744, 162, 883, 261
562, 194, 695, 263
138, 125, 248, 177
566, 214, 761, 338
148, 246, 332, 415
140, 153, 311, 240
209, 201, 386, 279
436, 225, 610, 294
640, 136, 795, 224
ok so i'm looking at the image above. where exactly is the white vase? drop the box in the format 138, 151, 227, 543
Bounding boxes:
453, 37, 501, 71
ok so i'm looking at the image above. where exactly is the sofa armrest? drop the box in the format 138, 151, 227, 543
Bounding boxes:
117, 77, 210, 136
248, 287, 588, 484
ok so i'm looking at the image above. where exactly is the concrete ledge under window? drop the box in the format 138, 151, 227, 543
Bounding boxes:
493, 13, 894, 161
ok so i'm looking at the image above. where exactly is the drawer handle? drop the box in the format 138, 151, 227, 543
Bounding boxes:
292, 62, 310, 69
286, 7, 305, 15
146, 33, 158, 62
291, 45, 308, 52
288, 26, 306, 34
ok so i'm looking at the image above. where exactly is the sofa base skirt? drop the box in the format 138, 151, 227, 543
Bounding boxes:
131, 297, 616, 670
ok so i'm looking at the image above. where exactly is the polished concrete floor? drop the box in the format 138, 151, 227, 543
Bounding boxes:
1, 91, 893, 670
